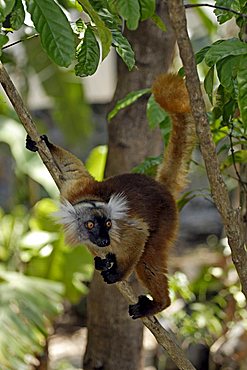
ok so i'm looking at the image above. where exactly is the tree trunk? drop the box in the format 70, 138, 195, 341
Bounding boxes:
83, 2, 176, 370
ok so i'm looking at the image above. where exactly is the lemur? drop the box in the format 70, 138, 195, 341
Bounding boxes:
26, 74, 195, 319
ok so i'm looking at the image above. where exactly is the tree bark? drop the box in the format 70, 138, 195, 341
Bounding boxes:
83, 2, 176, 370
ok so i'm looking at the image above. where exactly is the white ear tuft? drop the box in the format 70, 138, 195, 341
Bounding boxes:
108, 193, 128, 220
53, 199, 77, 225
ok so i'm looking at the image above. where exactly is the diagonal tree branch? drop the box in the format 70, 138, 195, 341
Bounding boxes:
166, 0, 247, 298
0, 62, 63, 189
0, 61, 196, 370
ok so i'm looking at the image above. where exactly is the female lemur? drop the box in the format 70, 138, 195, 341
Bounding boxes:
26, 74, 195, 319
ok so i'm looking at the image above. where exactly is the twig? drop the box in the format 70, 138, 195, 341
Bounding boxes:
0, 62, 63, 189
229, 123, 247, 191
167, 0, 247, 298
0, 61, 196, 370
185, 3, 247, 19
2, 34, 39, 50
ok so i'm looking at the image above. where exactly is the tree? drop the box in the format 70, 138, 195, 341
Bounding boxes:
84, 3, 175, 369
0, 1, 247, 369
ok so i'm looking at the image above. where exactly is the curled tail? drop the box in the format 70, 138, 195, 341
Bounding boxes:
152, 74, 196, 198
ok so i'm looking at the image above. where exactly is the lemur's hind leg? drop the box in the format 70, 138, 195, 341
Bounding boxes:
129, 234, 174, 319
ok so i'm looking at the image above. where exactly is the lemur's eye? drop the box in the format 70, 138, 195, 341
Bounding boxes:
105, 220, 112, 229
85, 221, 95, 230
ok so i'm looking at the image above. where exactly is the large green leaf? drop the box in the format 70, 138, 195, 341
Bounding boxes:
204, 38, 247, 67
27, 0, 75, 67
108, 88, 151, 121
117, 0, 140, 30
78, 0, 112, 60
0, 0, 15, 21
151, 13, 166, 32
139, 0, 155, 20
75, 26, 100, 77
85, 145, 108, 181
111, 29, 135, 70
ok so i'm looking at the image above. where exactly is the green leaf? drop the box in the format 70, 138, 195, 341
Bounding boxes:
75, 26, 100, 77
0, 33, 8, 55
132, 155, 162, 177
108, 88, 151, 121
151, 13, 166, 32
214, 0, 239, 24
204, 38, 247, 67
237, 61, 247, 127
204, 66, 214, 104
146, 94, 170, 128
139, 0, 155, 20
85, 145, 108, 181
221, 150, 247, 170
117, 0, 140, 30
216, 55, 242, 93
195, 45, 211, 64
0, 0, 15, 21
78, 0, 112, 60
10, 0, 25, 30
27, 0, 75, 67
111, 29, 135, 70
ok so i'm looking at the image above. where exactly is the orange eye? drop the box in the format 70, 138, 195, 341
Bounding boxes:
106, 220, 112, 229
85, 221, 94, 230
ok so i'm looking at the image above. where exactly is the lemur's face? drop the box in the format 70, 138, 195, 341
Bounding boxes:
55, 194, 128, 248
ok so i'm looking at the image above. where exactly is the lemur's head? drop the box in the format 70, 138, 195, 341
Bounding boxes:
55, 194, 128, 248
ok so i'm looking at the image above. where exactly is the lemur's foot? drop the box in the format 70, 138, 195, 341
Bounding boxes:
26, 134, 50, 152
26, 135, 38, 152
129, 295, 156, 319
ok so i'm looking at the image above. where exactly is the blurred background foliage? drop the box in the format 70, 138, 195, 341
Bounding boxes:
0, 0, 247, 369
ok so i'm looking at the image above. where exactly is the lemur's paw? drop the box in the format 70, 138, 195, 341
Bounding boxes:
94, 253, 116, 271
129, 295, 155, 319
26, 135, 38, 152
101, 268, 121, 284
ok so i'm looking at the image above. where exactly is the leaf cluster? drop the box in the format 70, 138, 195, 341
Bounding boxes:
0, 0, 166, 76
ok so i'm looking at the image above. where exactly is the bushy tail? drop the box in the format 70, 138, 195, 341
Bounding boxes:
152, 74, 196, 198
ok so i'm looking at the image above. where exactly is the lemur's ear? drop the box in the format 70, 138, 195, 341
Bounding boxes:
107, 193, 129, 220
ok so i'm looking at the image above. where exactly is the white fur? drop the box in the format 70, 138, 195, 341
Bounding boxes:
54, 199, 77, 225
107, 193, 129, 220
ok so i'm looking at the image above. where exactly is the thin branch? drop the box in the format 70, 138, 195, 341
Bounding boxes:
167, 0, 247, 299
229, 124, 247, 191
2, 34, 39, 50
185, 3, 247, 18
0, 61, 196, 370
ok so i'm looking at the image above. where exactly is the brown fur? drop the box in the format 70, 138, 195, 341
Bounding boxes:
41, 74, 195, 318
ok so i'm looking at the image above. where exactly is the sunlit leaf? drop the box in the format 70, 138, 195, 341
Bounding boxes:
85, 145, 108, 181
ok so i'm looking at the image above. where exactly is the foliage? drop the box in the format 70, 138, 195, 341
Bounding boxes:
0, 271, 63, 370
0, 0, 166, 74
167, 246, 247, 347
